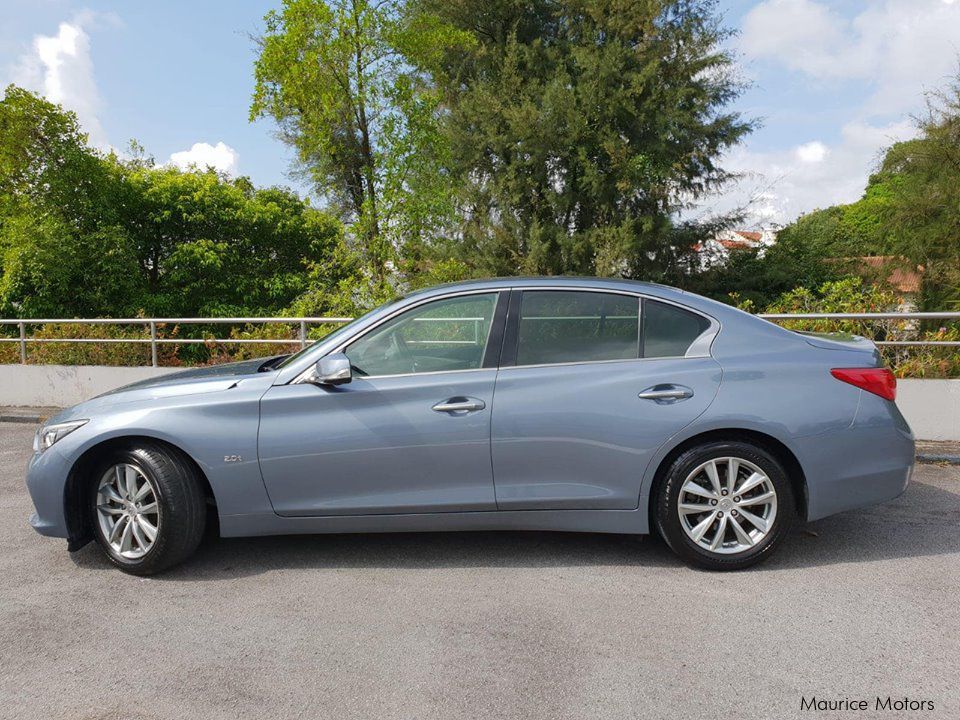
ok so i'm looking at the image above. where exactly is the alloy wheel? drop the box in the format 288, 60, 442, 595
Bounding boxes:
677, 456, 778, 555
95, 463, 161, 559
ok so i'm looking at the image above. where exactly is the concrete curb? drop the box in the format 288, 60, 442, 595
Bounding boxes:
916, 453, 960, 466
0, 414, 44, 425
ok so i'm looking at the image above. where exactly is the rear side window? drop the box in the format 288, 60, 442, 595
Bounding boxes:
516, 291, 640, 366
642, 300, 711, 358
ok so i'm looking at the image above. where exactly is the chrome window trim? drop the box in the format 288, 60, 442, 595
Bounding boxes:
495, 354, 713, 373
291, 284, 720, 383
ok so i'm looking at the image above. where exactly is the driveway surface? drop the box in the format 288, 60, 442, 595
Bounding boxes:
1, 421, 958, 720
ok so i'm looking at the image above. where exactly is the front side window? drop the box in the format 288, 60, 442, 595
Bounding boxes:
345, 293, 499, 377
642, 300, 711, 358
516, 291, 640, 366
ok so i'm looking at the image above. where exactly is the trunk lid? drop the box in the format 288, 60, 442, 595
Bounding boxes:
795, 331, 882, 365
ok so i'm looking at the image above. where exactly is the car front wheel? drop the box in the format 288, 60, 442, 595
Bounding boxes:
90, 442, 206, 575
655, 441, 795, 570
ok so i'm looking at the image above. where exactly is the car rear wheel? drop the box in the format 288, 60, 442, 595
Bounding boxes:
90, 442, 206, 575
654, 441, 795, 570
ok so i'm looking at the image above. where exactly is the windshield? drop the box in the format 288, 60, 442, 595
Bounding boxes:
275, 299, 401, 369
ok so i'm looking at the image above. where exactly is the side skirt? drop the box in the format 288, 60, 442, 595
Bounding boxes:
219, 504, 651, 538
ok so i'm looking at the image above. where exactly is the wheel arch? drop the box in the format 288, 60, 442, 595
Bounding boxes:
647, 428, 808, 523
63, 435, 216, 550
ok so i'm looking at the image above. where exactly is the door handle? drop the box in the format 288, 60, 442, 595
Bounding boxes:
432, 397, 486, 413
638, 384, 694, 403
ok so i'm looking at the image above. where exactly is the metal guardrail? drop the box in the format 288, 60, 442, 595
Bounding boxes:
1, 311, 958, 366
757, 311, 960, 347
0, 317, 352, 366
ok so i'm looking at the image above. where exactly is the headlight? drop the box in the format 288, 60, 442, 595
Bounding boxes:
33, 420, 88, 453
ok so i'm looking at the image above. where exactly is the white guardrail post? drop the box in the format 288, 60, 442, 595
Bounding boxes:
18, 322, 26, 364
149, 321, 158, 367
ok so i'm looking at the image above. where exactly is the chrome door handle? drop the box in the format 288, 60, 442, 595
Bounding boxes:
432, 397, 486, 413
638, 384, 694, 403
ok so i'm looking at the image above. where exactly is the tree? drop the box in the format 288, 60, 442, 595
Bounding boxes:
0, 86, 135, 317
0, 85, 105, 220
0, 85, 342, 319
880, 78, 960, 309
413, 0, 753, 279
250, 0, 464, 290
755, 72, 960, 311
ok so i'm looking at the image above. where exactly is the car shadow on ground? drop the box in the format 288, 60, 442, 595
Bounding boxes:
69, 474, 960, 580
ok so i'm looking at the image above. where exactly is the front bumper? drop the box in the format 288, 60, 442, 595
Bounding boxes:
25, 445, 72, 538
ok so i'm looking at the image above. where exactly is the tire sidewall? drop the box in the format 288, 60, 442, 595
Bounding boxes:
90, 448, 169, 570
656, 441, 795, 570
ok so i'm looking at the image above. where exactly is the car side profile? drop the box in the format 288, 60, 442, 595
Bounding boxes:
26, 277, 915, 574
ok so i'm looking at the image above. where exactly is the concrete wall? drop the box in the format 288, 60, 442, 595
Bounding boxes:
0, 364, 957, 441
0, 365, 179, 408
896, 379, 960, 442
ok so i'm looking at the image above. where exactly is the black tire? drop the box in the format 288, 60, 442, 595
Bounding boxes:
654, 440, 795, 571
89, 442, 206, 575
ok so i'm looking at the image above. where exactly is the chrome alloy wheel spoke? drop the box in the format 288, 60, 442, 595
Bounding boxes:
677, 456, 778, 555
96, 463, 160, 560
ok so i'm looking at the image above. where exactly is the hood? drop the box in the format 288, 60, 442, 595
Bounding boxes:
45, 357, 281, 425
96, 357, 276, 398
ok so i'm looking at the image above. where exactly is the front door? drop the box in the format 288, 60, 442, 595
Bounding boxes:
258, 291, 505, 516
491, 290, 722, 510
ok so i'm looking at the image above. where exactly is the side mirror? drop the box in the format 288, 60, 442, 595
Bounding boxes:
314, 353, 352, 386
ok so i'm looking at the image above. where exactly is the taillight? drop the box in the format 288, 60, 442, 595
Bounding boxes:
830, 368, 897, 401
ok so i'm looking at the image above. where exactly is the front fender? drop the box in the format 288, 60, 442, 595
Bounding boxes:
44, 378, 275, 533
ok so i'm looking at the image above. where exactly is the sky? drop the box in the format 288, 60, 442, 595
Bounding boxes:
1, 0, 960, 229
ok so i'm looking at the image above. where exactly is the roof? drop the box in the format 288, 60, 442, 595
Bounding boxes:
857, 256, 923, 294
717, 239, 754, 250
732, 231, 763, 242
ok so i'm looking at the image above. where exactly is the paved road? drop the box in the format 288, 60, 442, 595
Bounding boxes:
1, 422, 958, 720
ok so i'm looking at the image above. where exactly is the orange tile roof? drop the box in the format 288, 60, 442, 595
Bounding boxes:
718, 239, 754, 250
857, 256, 923, 293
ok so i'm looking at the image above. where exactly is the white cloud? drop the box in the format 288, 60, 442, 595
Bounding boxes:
795, 141, 828, 163
11, 16, 107, 145
168, 142, 239, 174
741, 0, 960, 115
704, 119, 916, 227
704, 0, 960, 228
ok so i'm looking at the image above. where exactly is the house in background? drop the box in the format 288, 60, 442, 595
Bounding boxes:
693, 229, 778, 270
853, 255, 923, 311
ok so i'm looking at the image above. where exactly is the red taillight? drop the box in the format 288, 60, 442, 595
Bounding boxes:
830, 368, 897, 401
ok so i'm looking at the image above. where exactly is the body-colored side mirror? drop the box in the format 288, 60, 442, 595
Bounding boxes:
315, 353, 352, 385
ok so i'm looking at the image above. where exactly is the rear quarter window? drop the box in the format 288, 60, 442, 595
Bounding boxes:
642, 300, 711, 358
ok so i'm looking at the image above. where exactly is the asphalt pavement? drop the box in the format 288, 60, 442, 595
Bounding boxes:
1, 421, 958, 720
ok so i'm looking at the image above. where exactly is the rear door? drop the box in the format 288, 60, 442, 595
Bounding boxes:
490, 290, 722, 510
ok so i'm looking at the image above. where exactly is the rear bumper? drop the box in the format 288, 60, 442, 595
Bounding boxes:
794, 396, 914, 521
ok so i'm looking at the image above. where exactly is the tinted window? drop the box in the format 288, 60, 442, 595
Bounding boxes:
346, 293, 498, 376
516, 291, 640, 366
642, 300, 711, 358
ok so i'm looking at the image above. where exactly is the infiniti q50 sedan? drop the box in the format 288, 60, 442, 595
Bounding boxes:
26, 277, 915, 574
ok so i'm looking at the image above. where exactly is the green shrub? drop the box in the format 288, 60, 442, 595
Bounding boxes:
742, 277, 960, 379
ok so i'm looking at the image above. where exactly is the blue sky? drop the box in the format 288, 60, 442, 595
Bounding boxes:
2, 0, 960, 227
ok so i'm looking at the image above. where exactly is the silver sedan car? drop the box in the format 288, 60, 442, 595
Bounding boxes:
26, 277, 915, 574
